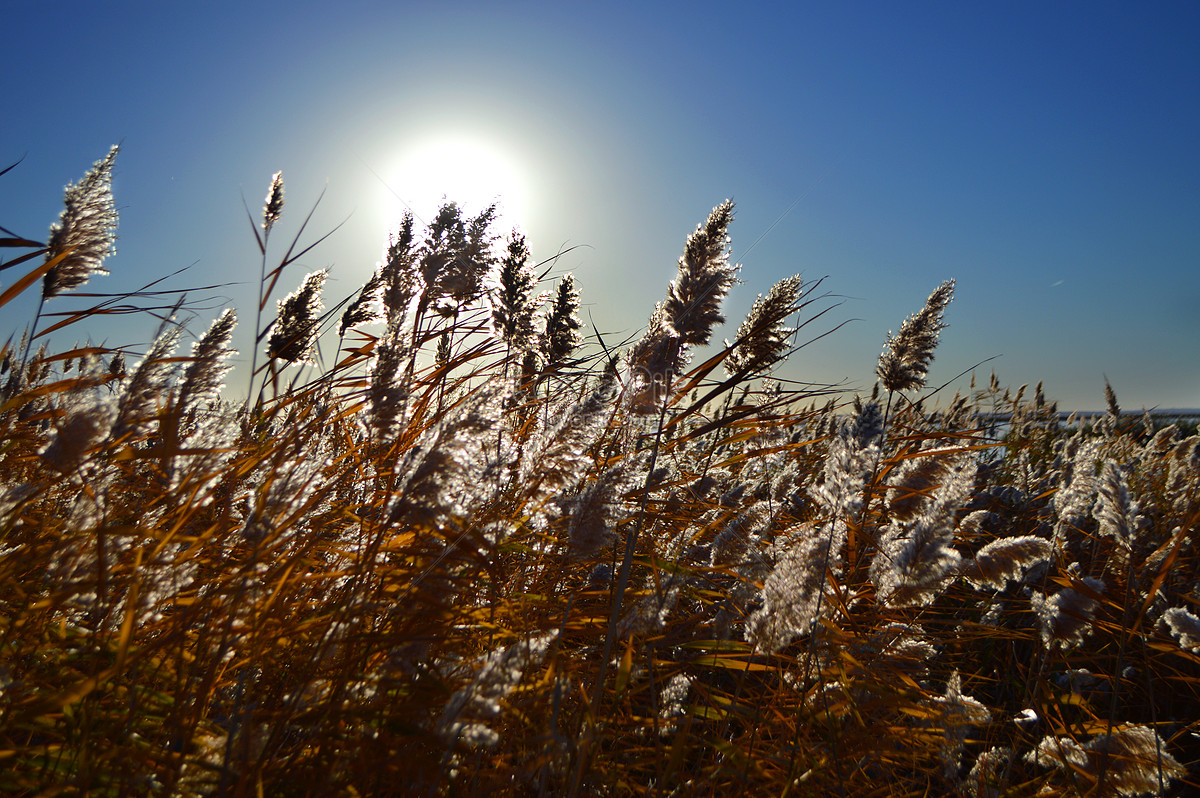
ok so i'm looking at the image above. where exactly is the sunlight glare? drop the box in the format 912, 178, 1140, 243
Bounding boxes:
381, 133, 533, 234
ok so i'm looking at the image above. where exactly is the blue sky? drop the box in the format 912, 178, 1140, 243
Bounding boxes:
3, 1, 1198, 410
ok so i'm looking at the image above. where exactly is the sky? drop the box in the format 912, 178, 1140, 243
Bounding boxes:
2, 1, 1198, 411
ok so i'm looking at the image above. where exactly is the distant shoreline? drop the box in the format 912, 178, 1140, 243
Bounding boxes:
979, 409, 1200, 422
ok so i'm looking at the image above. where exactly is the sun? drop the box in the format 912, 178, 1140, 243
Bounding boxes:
380, 132, 533, 233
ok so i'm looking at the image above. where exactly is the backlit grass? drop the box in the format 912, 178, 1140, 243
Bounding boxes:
1, 150, 1198, 796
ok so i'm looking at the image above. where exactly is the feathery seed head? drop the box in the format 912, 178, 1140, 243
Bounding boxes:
1027, 726, 1185, 796
491, 232, 540, 350
1033, 575, 1104, 650
339, 270, 385, 336
421, 202, 498, 302
268, 270, 328, 364
887, 453, 949, 522
40, 389, 118, 474
662, 200, 739, 346
625, 202, 739, 412
179, 308, 237, 416
567, 462, 633, 559
1104, 379, 1120, 418
959, 535, 1053, 591
747, 403, 886, 652
241, 452, 330, 544
366, 325, 409, 440
518, 374, 616, 519
656, 674, 693, 734
725, 273, 803, 376
108, 351, 127, 380
1053, 435, 1102, 541
876, 279, 955, 393
262, 171, 284, 234
710, 504, 772, 568
1093, 459, 1140, 557
43, 146, 119, 298
745, 524, 833, 652
380, 213, 424, 327
113, 324, 182, 441
435, 330, 452, 365
435, 632, 557, 749
625, 307, 678, 412
419, 202, 464, 293
1162, 607, 1200, 650
851, 400, 885, 449
936, 672, 991, 779
388, 386, 507, 526
542, 273, 584, 368
871, 452, 974, 607
618, 575, 683, 637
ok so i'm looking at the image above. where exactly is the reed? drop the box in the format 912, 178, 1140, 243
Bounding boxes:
0, 150, 1197, 796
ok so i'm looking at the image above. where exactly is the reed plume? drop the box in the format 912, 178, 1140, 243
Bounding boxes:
178, 308, 237, 416
1027, 726, 1185, 797
491, 232, 541, 350
380, 212, 423, 327
567, 461, 633, 559
365, 324, 409, 440
262, 171, 284, 235
388, 386, 505, 527
625, 307, 675, 411
112, 323, 182, 441
43, 146, 119, 298
746, 403, 881, 652
744, 523, 833, 652
886, 445, 951, 522
655, 674, 693, 735
725, 273, 802, 376
1053, 434, 1102, 543
338, 270, 384, 336
240, 452, 328, 544
435, 632, 557, 750
958, 535, 1053, 591
876, 279, 954, 392
617, 573, 683, 636
519, 372, 616, 518
662, 200, 738, 345
627, 200, 738, 409
710, 504, 771, 568
1093, 459, 1141, 566
267, 270, 328, 363
165, 402, 238, 500
1161, 606, 1200, 650
1032, 575, 1104, 650
39, 389, 117, 475
108, 350, 126, 379
541, 273, 583, 369
934, 672, 991, 779
1105, 378, 1121, 418
420, 202, 498, 305
871, 452, 974, 607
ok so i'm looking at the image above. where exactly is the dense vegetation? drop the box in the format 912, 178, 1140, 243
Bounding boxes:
2, 148, 1198, 796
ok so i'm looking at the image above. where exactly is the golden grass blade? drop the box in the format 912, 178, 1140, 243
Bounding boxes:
0, 249, 47, 277
0, 250, 65, 307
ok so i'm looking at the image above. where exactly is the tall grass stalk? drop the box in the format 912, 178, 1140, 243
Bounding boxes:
2, 154, 1198, 796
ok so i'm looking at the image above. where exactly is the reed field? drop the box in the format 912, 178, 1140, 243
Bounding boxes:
2, 147, 1199, 796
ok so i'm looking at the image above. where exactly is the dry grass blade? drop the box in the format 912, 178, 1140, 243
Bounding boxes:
0, 253, 60, 307
3, 161, 1198, 797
